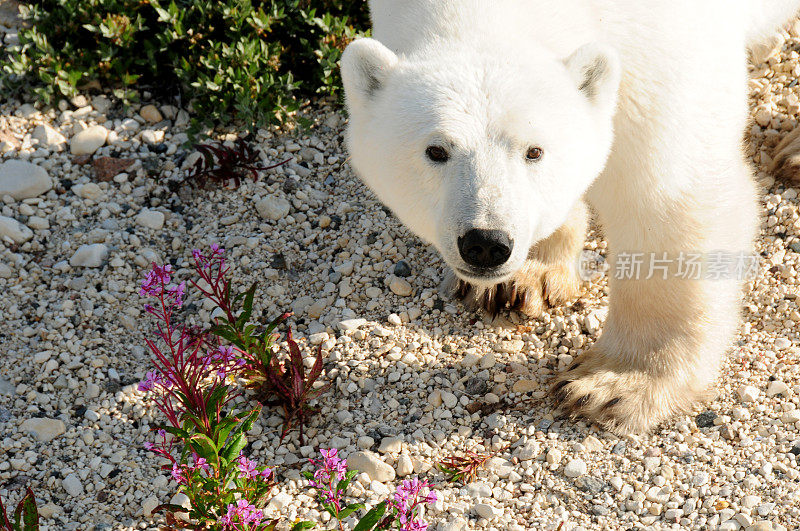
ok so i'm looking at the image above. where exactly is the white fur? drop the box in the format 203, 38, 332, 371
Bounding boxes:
341, 0, 800, 433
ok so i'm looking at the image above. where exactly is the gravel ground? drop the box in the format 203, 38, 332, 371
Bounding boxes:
2, 20, 800, 531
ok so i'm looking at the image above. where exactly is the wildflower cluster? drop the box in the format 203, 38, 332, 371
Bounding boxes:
137, 248, 275, 529
303, 450, 437, 531
137, 246, 437, 530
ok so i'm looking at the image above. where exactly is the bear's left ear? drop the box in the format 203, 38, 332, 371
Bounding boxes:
341, 38, 399, 108
564, 43, 621, 112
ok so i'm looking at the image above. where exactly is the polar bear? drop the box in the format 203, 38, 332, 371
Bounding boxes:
340, 0, 800, 434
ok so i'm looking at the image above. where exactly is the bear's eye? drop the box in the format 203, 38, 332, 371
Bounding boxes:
425, 146, 449, 163
526, 147, 543, 162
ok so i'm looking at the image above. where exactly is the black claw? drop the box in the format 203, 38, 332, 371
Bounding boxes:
483, 288, 497, 317
456, 280, 470, 299
575, 394, 591, 408
507, 283, 518, 308
496, 283, 509, 309
602, 397, 621, 410
551, 380, 571, 403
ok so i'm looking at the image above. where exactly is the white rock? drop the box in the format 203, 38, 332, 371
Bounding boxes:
512, 379, 537, 393
474, 503, 500, 519
387, 313, 402, 326
428, 390, 443, 407
70, 244, 109, 267
267, 492, 292, 511
38, 503, 61, 519
74, 182, 103, 200
378, 436, 403, 454
32, 124, 67, 149
546, 448, 562, 465
466, 482, 493, 498
738, 385, 760, 403
564, 458, 587, 478
582, 435, 603, 452
767, 380, 790, 397
140, 104, 164, 123
92, 95, 112, 114
27, 216, 49, 230
461, 352, 481, 368
480, 352, 496, 369
0, 160, 52, 199
494, 339, 524, 353
348, 451, 396, 482
20, 418, 65, 442
135, 209, 165, 230
396, 454, 413, 477
441, 391, 458, 409
142, 496, 159, 517
141, 130, 164, 145
309, 332, 328, 345
781, 410, 800, 424
255, 196, 291, 220
389, 276, 413, 296
516, 441, 539, 461
70, 125, 108, 155
337, 318, 367, 331
741, 495, 761, 508
439, 518, 468, 531
0, 216, 33, 243
774, 337, 792, 350
62, 473, 83, 496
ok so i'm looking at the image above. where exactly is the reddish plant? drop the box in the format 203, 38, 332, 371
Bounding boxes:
1, 488, 39, 531
436, 445, 509, 485
190, 246, 331, 443
186, 139, 290, 188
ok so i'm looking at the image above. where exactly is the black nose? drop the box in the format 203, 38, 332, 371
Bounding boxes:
457, 229, 513, 269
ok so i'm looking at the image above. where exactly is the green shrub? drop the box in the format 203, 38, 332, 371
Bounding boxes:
1, 0, 370, 129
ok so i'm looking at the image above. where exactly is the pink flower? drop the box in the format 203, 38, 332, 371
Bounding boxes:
138, 370, 162, 392
170, 463, 187, 485
237, 454, 258, 479
389, 478, 436, 531
140, 264, 172, 297
219, 499, 264, 529
166, 281, 186, 308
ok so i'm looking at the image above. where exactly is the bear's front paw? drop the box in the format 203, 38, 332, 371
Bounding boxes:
550, 347, 710, 435
452, 260, 582, 317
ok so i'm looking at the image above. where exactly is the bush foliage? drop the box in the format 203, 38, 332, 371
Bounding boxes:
1, 0, 370, 128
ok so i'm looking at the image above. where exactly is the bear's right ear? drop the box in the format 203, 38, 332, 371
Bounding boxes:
563, 43, 621, 113
341, 38, 398, 107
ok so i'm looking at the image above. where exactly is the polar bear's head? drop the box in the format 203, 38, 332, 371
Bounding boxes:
341, 38, 620, 287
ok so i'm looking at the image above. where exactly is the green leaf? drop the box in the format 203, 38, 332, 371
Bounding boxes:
16, 488, 39, 531
352, 502, 387, 531
335, 469, 358, 494
337, 503, 365, 519
236, 282, 257, 328
187, 434, 220, 469
219, 432, 246, 463
290, 521, 317, 531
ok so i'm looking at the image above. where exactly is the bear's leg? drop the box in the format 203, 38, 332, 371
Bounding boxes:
449, 201, 587, 317
771, 127, 800, 184
550, 161, 758, 434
